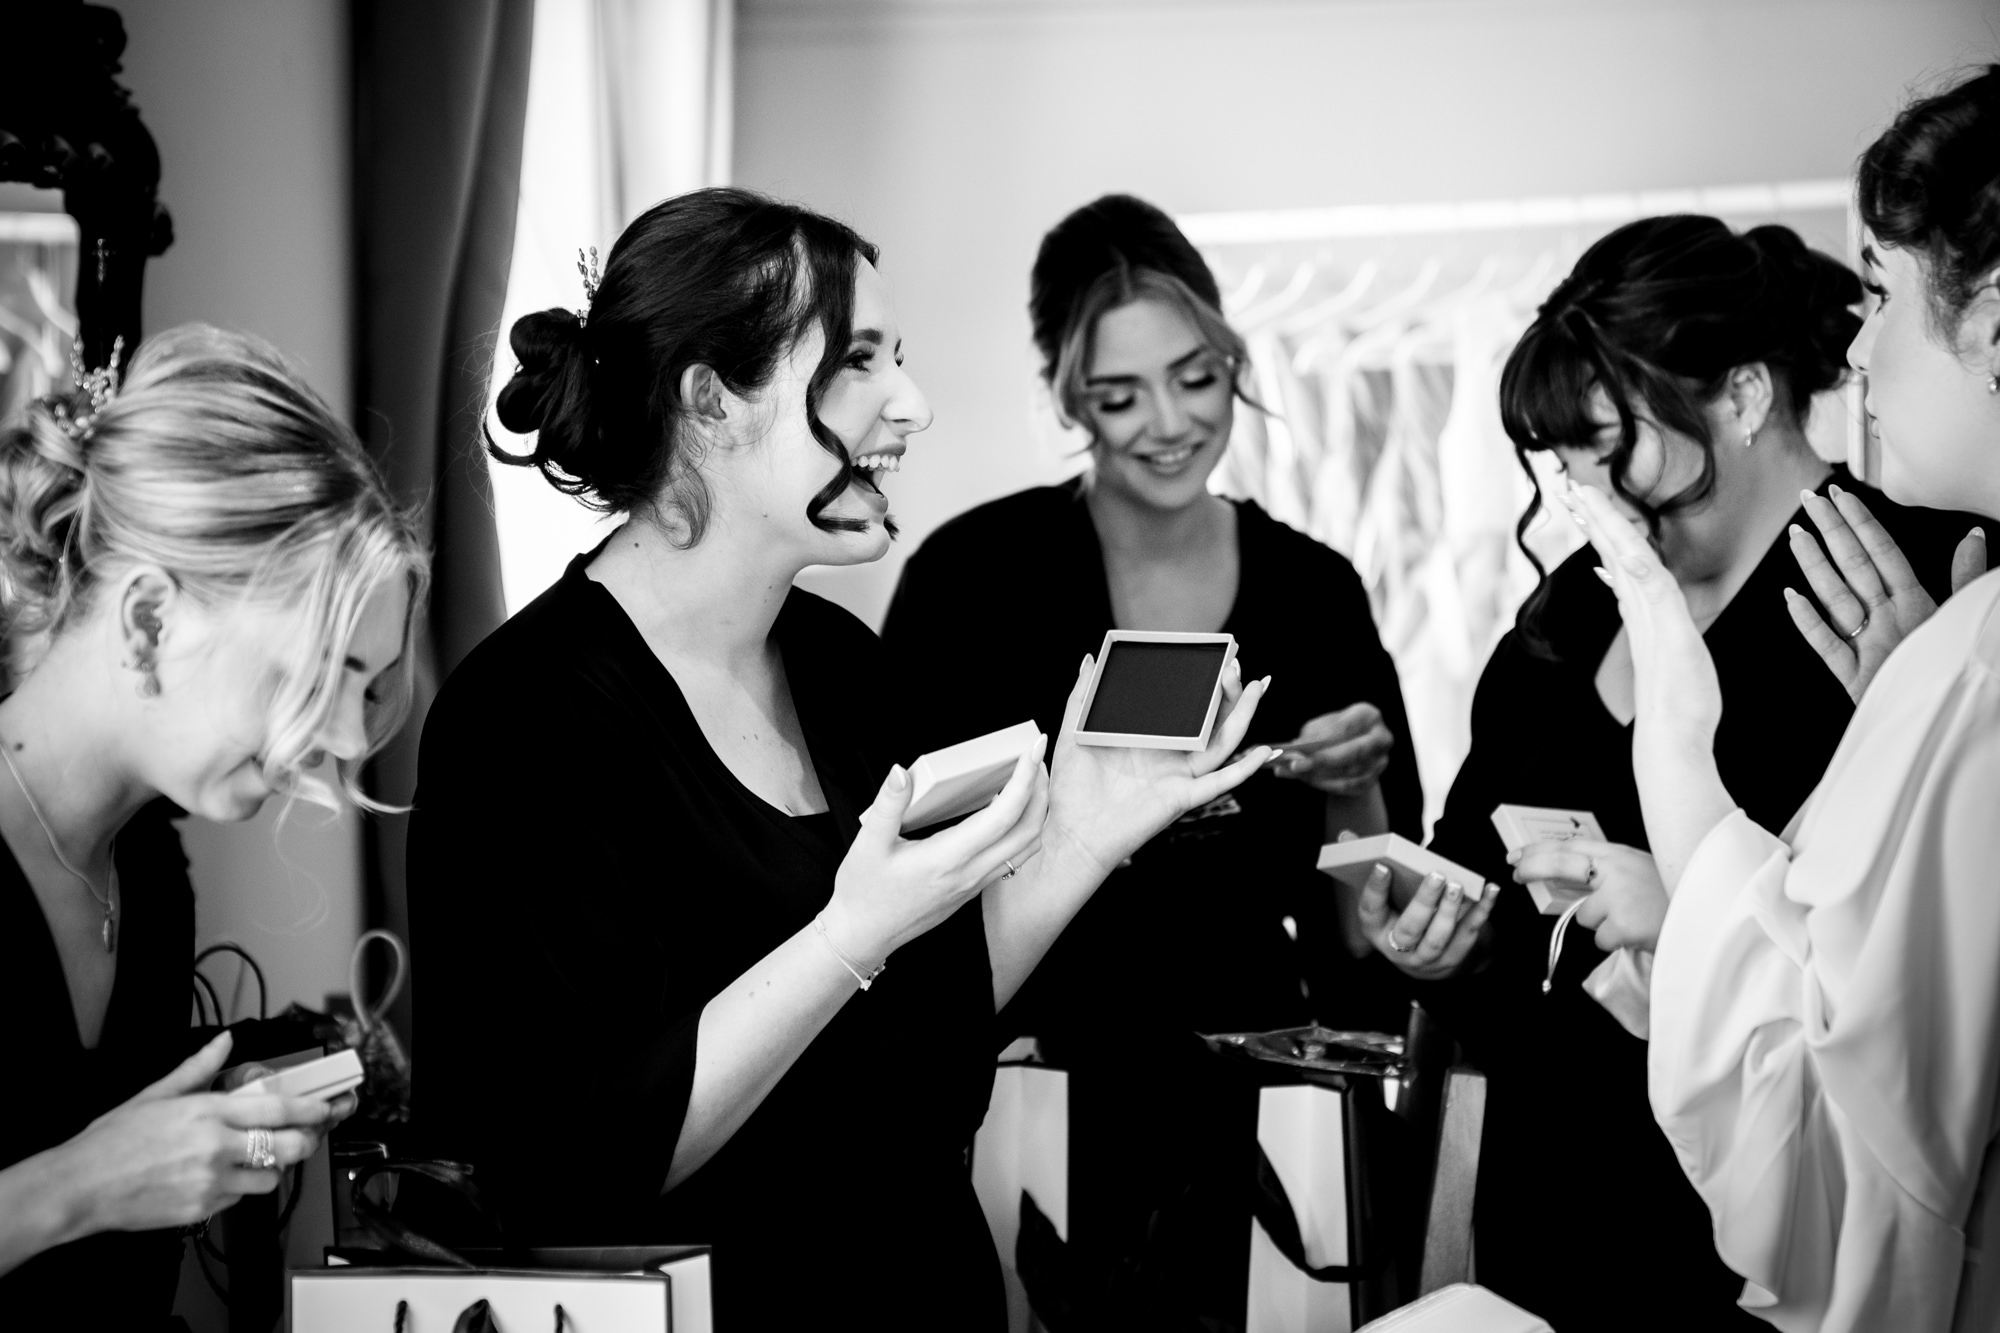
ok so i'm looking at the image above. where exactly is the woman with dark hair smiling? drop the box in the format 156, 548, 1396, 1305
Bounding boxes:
1356, 213, 1990, 1331
407, 188, 1272, 1331
1566, 64, 2000, 1331
883, 194, 1422, 1324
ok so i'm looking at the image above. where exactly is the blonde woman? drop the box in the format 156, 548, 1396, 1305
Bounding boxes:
0, 326, 426, 1326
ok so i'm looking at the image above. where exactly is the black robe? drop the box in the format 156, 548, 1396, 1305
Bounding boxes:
1425, 468, 1994, 1332
408, 553, 1004, 1331
0, 801, 195, 1328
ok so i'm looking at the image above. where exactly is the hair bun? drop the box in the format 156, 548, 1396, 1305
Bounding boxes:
1743, 224, 1861, 398
495, 307, 590, 437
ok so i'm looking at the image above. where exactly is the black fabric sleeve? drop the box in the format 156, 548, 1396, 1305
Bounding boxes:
409, 690, 699, 1242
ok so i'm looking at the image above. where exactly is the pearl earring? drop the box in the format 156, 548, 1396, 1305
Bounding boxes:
1988, 374, 1998, 394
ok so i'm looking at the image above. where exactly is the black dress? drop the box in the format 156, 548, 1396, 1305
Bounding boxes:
407, 553, 1004, 1332
1425, 469, 1993, 1332
0, 801, 195, 1328
881, 481, 1421, 1321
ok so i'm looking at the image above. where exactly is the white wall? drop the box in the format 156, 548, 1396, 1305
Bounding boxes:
115, 0, 357, 1317
736, 0, 2000, 627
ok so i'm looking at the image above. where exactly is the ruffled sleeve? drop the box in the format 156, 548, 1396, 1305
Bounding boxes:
1645, 576, 2000, 1333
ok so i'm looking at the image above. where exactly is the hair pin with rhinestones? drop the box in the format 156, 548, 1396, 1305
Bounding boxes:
44, 336, 125, 443
576, 246, 601, 326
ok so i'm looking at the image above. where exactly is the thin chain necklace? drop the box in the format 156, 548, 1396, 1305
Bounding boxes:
0, 741, 117, 952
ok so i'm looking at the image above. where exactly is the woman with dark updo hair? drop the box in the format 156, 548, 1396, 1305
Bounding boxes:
883, 193, 1423, 1325
407, 187, 1273, 1331
1360, 213, 1991, 1331
1565, 65, 2000, 1331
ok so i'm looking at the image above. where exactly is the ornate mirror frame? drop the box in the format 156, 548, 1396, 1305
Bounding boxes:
3, 1, 173, 371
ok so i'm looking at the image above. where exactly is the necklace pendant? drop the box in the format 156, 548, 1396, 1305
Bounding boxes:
103, 909, 116, 953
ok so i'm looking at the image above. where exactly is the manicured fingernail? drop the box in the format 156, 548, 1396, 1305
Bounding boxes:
1782, 587, 1800, 602
1788, 524, 1805, 539
887, 764, 908, 791
1800, 488, 1819, 504
1446, 883, 1462, 902
1505, 849, 1522, 864
1829, 483, 1845, 498
1592, 567, 1613, 586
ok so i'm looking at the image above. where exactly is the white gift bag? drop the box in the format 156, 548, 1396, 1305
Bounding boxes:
971, 1043, 1069, 1333
291, 1268, 671, 1332
295, 1248, 711, 1333
1248, 1082, 1354, 1333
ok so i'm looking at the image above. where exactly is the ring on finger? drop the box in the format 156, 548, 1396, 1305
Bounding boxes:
1845, 612, 1870, 640
245, 1127, 278, 1170
1384, 928, 1412, 954
1001, 858, 1018, 880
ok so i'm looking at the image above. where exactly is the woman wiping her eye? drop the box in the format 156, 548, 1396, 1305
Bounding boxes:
1359, 213, 1990, 1333
406, 187, 1273, 1332
1567, 64, 2000, 1332
0, 325, 425, 1326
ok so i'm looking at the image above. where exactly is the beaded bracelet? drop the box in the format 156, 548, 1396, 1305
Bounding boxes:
813, 914, 886, 992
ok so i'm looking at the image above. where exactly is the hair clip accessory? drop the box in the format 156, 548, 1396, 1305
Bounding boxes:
576, 246, 601, 325
43, 336, 125, 443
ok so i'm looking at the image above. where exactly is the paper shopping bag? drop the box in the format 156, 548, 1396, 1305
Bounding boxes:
1247, 1082, 1354, 1333
971, 1049, 1068, 1333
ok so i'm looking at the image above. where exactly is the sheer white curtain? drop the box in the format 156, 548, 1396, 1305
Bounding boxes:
485, 0, 734, 615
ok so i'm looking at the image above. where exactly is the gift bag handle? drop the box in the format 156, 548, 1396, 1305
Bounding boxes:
350, 929, 408, 1038
390, 1297, 572, 1332
1251, 1144, 1390, 1283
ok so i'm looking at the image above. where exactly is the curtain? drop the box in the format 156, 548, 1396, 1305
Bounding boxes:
485, 0, 734, 614
353, 0, 535, 1044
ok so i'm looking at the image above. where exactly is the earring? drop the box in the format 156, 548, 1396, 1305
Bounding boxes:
1743, 428, 1757, 449
129, 652, 160, 698
1988, 374, 1998, 394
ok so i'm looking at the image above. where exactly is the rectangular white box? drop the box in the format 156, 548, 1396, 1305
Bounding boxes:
230, 1047, 362, 1102
1317, 834, 1488, 908
1074, 630, 1237, 751
901, 721, 1044, 832
1488, 804, 1606, 915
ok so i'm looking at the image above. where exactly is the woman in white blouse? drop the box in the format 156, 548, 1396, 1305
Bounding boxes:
1566, 64, 2000, 1333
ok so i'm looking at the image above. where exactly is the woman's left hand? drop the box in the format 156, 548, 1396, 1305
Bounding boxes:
1269, 702, 1395, 795
1044, 655, 1274, 877
1511, 837, 1666, 953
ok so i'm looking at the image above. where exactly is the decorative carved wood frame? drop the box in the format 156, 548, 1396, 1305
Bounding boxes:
1, 1, 173, 372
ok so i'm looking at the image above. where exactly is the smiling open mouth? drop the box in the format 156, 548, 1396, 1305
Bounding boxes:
852, 452, 900, 495
1138, 443, 1200, 469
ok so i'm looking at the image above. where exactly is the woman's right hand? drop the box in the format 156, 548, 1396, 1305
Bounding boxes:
1784, 484, 1987, 703
823, 744, 1051, 966
54, 1031, 338, 1236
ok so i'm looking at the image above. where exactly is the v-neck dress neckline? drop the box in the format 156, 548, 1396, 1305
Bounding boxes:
573, 565, 855, 860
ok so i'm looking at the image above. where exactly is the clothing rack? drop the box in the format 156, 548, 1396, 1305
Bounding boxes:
1175, 178, 1853, 246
